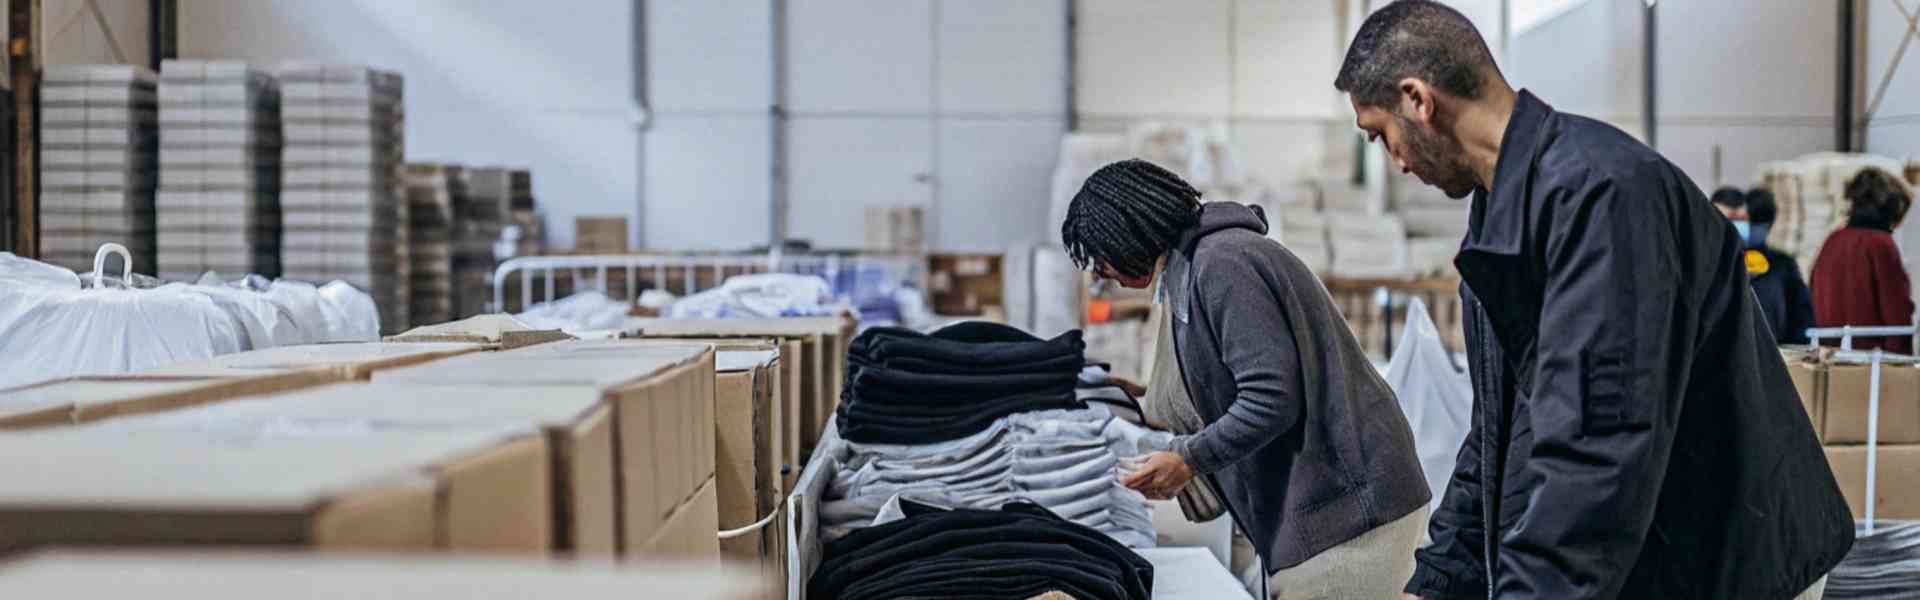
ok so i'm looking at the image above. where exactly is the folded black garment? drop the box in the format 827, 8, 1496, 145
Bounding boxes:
840, 389, 1077, 419
849, 366, 1079, 401
836, 391, 1082, 444
851, 323, 1085, 367
810, 502, 1153, 600
850, 352, 1088, 376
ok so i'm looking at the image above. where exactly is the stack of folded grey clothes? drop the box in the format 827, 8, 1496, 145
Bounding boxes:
40, 65, 158, 275
456, 167, 509, 317
277, 63, 407, 332
1827, 520, 1920, 598
821, 404, 1167, 549
402, 163, 458, 326
156, 60, 282, 281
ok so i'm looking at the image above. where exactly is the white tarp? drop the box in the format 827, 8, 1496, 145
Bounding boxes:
1384, 297, 1474, 512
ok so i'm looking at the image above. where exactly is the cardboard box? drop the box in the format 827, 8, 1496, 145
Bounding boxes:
575, 215, 629, 254
0, 371, 336, 427
928, 253, 1005, 316
99, 382, 607, 555
626, 316, 854, 463
377, 340, 715, 557
642, 475, 721, 561
0, 429, 541, 552
1, 550, 768, 599
384, 314, 573, 349
714, 347, 784, 566
142, 342, 486, 381
1824, 444, 1920, 520
1823, 362, 1920, 444
1781, 351, 1826, 438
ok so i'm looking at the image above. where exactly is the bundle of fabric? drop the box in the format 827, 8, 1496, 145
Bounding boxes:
810, 500, 1154, 600
838, 321, 1087, 444
1826, 521, 1920, 598
822, 404, 1166, 548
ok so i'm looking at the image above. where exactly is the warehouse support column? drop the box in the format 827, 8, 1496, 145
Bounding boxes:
9, 0, 38, 257
148, 0, 176, 72
769, 0, 788, 247
1642, 0, 1657, 149
1837, 0, 1855, 151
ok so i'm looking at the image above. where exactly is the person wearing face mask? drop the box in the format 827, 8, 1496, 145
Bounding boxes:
1733, 188, 1816, 345
1336, 2, 1852, 599
1811, 168, 1916, 354
1061, 158, 1431, 600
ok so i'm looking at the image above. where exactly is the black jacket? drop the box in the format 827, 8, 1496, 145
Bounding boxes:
1164, 202, 1429, 569
1749, 246, 1815, 345
1406, 91, 1853, 600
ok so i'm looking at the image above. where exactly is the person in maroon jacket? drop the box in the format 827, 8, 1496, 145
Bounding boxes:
1811, 167, 1916, 354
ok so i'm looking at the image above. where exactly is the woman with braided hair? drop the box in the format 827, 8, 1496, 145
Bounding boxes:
1062, 158, 1429, 599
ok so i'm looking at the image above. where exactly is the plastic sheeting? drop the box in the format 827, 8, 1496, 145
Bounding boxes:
667, 273, 836, 320
0, 251, 379, 390
515, 290, 630, 333
1383, 297, 1473, 513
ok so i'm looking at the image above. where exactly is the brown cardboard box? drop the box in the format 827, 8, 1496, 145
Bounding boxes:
385, 314, 574, 349
142, 342, 486, 381
1824, 444, 1920, 520
928, 253, 1005, 316
1, 550, 768, 599
1781, 352, 1826, 438
641, 476, 721, 561
627, 315, 854, 461
1823, 362, 1920, 444
0, 428, 542, 552
0, 371, 337, 427
713, 348, 783, 566
377, 340, 715, 556
99, 382, 606, 555
575, 216, 630, 254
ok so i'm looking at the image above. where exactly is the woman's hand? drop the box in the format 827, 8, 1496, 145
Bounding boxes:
1109, 376, 1147, 398
1120, 451, 1195, 500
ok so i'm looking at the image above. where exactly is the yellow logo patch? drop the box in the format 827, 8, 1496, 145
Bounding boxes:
1744, 249, 1770, 276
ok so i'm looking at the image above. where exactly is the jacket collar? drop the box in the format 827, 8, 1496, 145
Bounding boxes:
1460, 90, 1552, 258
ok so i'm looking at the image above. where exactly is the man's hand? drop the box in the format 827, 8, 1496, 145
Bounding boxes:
1120, 451, 1195, 500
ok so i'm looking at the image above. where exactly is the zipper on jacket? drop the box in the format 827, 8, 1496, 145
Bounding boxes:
1473, 302, 1498, 600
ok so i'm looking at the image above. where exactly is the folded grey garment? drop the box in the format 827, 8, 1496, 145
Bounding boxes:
857, 440, 1014, 473
860, 475, 1010, 498
1015, 473, 1118, 502
844, 419, 1014, 461
846, 446, 1016, 485
1016, 417, 1109, 439
1018, 447, 1116, 473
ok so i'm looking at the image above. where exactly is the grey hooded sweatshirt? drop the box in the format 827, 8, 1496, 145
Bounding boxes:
1164, 201, 1429, 570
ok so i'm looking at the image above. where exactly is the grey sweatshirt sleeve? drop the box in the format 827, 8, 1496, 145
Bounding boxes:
1169, 244, 1301, 475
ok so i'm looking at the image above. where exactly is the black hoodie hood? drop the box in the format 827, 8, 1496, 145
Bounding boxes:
1178, 202, 1268, 253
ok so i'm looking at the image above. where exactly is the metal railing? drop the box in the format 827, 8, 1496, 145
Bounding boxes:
491, 251, 922, 314
1806, 324, 1920, 534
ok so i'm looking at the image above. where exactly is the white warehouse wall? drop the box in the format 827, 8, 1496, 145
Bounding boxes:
1863, 0, 1920, 160
177, 0, 643, 250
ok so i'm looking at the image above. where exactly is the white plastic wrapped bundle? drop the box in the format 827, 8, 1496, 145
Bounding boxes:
1383, 297, 1472, 513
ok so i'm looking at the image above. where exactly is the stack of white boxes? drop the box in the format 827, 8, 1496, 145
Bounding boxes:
39, 65, 158, 276
277, 63, 407, 333
156, 60, 282, 281
403, 163, 457, 326
458, 167, 509, 317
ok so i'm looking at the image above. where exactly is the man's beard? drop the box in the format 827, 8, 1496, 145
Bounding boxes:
1398, 115, 1478, 199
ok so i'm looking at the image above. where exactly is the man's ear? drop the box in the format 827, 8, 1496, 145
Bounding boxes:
1397, 77, 1436, 125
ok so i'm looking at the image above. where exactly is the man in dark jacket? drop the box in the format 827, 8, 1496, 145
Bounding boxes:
1727, 188, 1817, 345
1336, 2, 1854, 599
1062, 158, 1430, 598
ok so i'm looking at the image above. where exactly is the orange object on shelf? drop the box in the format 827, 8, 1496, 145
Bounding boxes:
1087, 299, 1114, 324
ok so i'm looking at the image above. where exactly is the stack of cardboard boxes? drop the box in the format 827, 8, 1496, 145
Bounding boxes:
1785, 347, 1920, 521
456, 167, 510, 317
403, 163, 461, 326
277, 64, 408, 333
0, 337, 730, 568
39, 65, 159, 276
155, 60, 283, 280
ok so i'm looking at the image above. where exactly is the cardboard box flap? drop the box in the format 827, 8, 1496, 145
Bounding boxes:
386, 315, 573, 349
143, 343, 486, 378
0, 430, 518, 511
626, 316, 851, 338
0, 372, 339, 425
717, 350, 780, 373
0, 551, 767, 598
98, 383, 605, 434
378, 354, 704, 390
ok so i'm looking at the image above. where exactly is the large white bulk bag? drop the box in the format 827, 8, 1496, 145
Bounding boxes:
1384, 297, 1474, 513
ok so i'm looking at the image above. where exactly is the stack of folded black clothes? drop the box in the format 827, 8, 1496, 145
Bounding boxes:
839, 321, 1088, 444
809, 500, 1154, 600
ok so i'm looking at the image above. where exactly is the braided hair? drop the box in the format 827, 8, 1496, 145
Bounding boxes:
1061, 159, 1203, 279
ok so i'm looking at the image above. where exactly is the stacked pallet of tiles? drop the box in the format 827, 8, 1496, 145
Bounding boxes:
40, 65, 158, 276
458, 167, 510, 317
156, 60, 283, 281
508, 169, 544, 257
278, 64, 408, 332
403, 163, 458, 327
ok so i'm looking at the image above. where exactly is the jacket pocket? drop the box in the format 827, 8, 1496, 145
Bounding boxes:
1581, 348, 1646, 432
